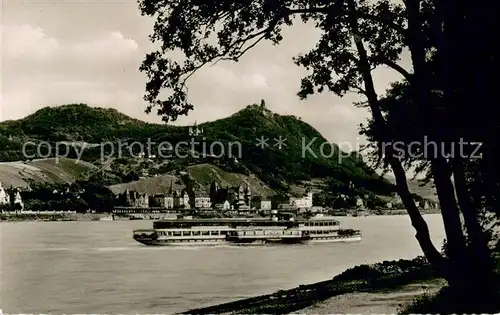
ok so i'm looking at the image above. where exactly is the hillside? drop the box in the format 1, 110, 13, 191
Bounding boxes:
0, 103, 395, 197
108, 174, 185, 195
108, 164, 276, 198
0, 103, 173, 143
0, 158, 94, 188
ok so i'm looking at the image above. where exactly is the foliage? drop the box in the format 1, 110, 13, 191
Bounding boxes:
399, 283, 500, 314
136, 0, 500, 308
20, 179, 114, 213
333, 256, 434, 282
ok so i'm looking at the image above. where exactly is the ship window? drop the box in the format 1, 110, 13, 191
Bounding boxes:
210, 231, 219, 236
202, 231, 210, 236
167, 232, 173, 236
192, 231, 200, 236
173, 231, 181, 236
182, 231, 192, 236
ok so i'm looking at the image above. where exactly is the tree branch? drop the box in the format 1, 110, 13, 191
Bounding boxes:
379, 59, 412, 80
288, 7, 408, 36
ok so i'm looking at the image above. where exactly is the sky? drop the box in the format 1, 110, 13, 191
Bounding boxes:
1, 0, 410, 149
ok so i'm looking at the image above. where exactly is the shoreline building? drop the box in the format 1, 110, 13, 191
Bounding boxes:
0, 182, 10, 207
0, 183, 24, 212
209, 181, 253, 210
13, 190, 24, 211
122, 189, 150, 208
289, 189, 313, 210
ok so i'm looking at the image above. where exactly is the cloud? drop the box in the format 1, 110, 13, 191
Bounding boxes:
72, 31, 138, 57
2, 24, 60, 59
196, 65, 269, 91
2, 24, 138, 61
2, 24, 143, 121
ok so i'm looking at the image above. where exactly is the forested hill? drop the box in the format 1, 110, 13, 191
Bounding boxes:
0, 103, 395, 196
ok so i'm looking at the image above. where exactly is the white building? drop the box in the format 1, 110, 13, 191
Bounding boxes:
355, 197, 364, 208
310, 206, 324, 213
153, 194, 175, 209
0, 182, 10, 206
195, 197, 211, 209
13, 191, 24, 211
181, 195, 190, 209
260, 200, 272, 210
290, 191, 313, 209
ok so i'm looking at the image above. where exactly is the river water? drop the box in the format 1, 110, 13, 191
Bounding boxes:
0, 215, 445, 314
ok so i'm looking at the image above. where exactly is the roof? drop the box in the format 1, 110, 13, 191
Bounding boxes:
108, 175, 185, 195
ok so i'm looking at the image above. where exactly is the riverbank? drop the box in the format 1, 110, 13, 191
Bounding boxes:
0, 209, 439, 222
294, 278, 445, 314
177, 256, 440, 314
178, 252, 500, 315
0, 212, 175, 221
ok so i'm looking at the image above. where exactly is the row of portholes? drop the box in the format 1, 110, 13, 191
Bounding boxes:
303, 221, 338, 226
157, 230, 223, 237
161, 239, 224, 242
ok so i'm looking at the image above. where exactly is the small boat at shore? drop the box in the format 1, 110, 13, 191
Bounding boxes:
132, 214, 361, 246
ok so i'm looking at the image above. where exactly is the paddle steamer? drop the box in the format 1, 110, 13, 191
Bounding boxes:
132, 214, 361, 246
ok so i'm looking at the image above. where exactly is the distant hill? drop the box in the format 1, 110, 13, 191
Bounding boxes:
0, 103, 174, 143
0, 103, 396, 197
0, 158, 94, 188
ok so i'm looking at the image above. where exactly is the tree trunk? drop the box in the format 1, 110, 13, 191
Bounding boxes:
430, 157, 477, 293
452, 158, 495, 289
346, 0, 446, 276
389, 156, 447, 273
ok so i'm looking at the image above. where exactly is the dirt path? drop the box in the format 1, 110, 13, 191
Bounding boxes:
290, 279, 445, 314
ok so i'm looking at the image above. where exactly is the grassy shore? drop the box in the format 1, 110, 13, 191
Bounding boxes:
178, 253, 500, 315
177, 256, 440, 314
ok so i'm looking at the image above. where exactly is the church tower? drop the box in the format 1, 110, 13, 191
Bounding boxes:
244, 184, 251, 206
209, 180, 219, 203
168, 178, 173, 196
